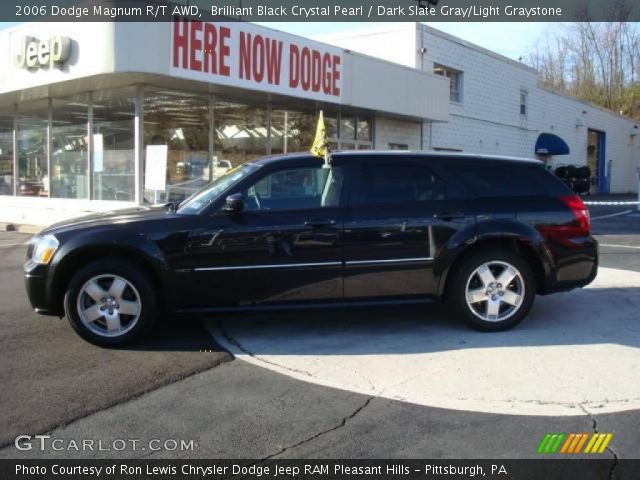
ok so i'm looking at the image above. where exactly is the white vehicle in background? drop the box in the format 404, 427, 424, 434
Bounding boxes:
202, 158, 232, 181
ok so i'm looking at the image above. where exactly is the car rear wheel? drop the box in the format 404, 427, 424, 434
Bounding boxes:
64, 259, 156, 346
449, 249, 535, 331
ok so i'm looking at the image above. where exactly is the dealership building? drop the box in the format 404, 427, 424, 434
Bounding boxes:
0, 21, 638, 225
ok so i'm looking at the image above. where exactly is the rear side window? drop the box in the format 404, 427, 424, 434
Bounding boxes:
452, 161, 569, 197
356, 164, 446, 205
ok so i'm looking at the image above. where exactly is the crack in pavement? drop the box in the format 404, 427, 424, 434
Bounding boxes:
579, 404, 619, 479
261, 395, 374, 461
447, 395, 640, 409
215, 320, 317, 379
217, 396, 375, 480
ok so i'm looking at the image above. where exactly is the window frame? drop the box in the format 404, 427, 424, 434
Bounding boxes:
326, 112, 374, 151
520, 90, 528, 117
434, 64, 463, 104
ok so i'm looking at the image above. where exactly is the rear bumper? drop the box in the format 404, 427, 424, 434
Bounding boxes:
24, 260, 59, 316
540, 236, 598, 294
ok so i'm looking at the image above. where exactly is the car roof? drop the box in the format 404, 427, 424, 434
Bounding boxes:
250, 150, 543, 166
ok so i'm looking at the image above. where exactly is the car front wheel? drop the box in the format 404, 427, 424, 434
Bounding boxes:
64, 259, 156, 346
449, 249, 536, 331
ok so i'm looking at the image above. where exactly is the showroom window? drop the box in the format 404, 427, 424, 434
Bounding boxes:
357, 117, 372, 142
144, 89, 210, 203
16, 100, 49, 197
0, 109, 13, 196
51, 94, 89, 199
326, 112, 373, 150
214, 100, 268, 170
340, 114, 356, 141
270, 107, 316, 155
324, 112, 339, 139
92, 88, 136, 201
434, 64, 463, 103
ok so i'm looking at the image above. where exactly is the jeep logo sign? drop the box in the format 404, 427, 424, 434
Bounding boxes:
14, 36, 71, 70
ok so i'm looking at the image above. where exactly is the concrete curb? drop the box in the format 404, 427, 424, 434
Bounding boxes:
0, 222, 42, 235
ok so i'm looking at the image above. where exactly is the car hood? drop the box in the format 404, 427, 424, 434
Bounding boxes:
42, 205, 174, 235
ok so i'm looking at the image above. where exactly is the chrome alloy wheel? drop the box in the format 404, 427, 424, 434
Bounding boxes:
76, 274, 142, 337
464, 261, 525, 323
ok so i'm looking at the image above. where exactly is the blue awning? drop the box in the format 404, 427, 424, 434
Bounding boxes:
535, 133, 570, 155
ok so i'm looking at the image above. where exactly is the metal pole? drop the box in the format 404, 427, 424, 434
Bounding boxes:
283, 110, 288, 154
134, 85, 144, 205
266, 102, 272, 156
636, 140, 639, 212
12, 104, 17, 196
87, 91, 93, 199
47, 98, 52, 198
209, 94, 214, 183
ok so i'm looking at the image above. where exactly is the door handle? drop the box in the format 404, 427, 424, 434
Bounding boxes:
433, 212, 465, 221
304, 219, 336, 228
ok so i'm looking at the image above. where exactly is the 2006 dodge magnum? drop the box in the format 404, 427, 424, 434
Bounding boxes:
25, 152, 598, 346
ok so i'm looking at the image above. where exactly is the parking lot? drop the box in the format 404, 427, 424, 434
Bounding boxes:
1, 202, 639, 461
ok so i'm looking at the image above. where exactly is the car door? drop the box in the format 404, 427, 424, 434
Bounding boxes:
185, 159, 350, 309
343, 158, 474, 300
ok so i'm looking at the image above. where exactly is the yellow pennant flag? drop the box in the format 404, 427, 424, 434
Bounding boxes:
310, 111, 329, 158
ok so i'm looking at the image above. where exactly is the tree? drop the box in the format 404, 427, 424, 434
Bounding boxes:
526, 15, 639, 120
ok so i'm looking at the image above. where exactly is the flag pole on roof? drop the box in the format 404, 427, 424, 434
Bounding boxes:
310, 110, 331, 169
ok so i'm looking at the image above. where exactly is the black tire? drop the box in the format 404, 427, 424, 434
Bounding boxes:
64, 258, 157, 346
577, 165, 591, 179
574, 178, 590, 194
566, 165, 578, 179
555, 166, 567, 178
448, 249, 536, 332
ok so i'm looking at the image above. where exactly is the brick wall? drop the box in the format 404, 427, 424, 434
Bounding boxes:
375, 115, 422, 151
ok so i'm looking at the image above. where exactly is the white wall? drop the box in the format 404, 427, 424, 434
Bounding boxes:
418, 25, 639, 193
315, 23, 419, 69
322, 23, 640, 193
345, 51, 448, 122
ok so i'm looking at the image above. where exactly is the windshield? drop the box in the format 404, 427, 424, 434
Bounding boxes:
177, 163, 260, 214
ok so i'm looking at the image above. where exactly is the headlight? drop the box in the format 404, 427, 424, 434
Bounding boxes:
32, 234, 59, 265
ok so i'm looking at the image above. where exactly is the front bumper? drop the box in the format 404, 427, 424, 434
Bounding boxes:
24, 260, 59, 316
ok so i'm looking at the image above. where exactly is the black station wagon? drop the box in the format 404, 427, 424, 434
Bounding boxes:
25, 152, 598, 346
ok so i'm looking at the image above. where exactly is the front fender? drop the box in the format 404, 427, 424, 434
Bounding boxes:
46, 228, 171, 314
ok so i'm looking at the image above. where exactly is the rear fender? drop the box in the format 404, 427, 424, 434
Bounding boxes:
435, 219, 554, 297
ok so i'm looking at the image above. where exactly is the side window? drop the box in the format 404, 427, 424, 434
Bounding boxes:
356, 164, 446, 206
454, 162, 556, 197
243, 166, 344, 212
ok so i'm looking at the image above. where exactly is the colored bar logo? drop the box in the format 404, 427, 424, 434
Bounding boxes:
537, 433, 613, 454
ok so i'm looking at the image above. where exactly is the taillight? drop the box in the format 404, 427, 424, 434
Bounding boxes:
562, 194, 590, 232
540, 195, 591, 240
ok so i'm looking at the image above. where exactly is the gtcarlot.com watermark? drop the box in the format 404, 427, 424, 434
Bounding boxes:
14, 434, 196, 452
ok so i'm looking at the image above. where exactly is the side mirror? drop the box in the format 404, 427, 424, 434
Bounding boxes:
223, 193, 244, 213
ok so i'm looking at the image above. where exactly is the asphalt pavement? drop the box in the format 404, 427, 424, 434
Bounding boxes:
0, 202, 638, 462
0, 233, 230, 449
